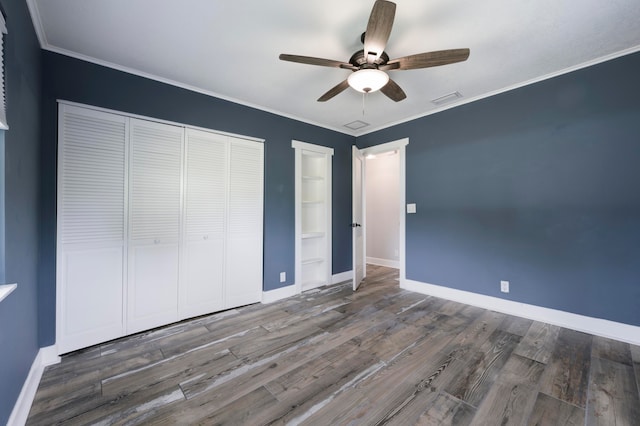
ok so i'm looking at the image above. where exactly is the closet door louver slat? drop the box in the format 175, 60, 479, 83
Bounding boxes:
129, 121, 183, 242
61, 112, 126, 245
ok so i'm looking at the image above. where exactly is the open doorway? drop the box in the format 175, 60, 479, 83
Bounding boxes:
353, 138, 408, 290
365, 150, 400, 270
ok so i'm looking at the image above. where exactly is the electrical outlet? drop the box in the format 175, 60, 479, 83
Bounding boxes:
500, 280, 509, 293
280, 272, 286, 283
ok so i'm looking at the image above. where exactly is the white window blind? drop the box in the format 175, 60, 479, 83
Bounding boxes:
0, 13, 7, 129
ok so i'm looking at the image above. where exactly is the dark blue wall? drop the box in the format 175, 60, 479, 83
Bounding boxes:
358, 52, 640, 327
39, 51, 354, 345
0, 0, 42, 423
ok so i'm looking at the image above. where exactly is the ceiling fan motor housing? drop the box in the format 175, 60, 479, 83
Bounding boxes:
349, 50, 390, 68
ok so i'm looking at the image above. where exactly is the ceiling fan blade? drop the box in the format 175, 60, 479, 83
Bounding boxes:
380, 78, 406, 102
279, 54, 356, 70
364, 0, 396, 63
386, 48, 470, 70
318, 79, 350, 102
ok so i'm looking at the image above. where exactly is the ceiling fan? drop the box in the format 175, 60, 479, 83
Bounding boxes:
279, 0, 470, 102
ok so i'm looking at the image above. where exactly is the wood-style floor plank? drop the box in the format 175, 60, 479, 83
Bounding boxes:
538, 328, 592, 408
386, 391, 476, 426
527, 392, 585, 426
26, 265, 639, 425
632, 344, 640, 402
513, 321, 560, 365
468, 354, 545, 425
591, 335, 633, 366
586, 356, 640, 426
443, 329, 521, 407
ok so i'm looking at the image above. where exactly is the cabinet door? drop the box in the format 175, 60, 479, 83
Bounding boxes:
57, 105, 127, 353
180, 129, 228, 318
226, 139, 264, 307
127, 119, 183, 333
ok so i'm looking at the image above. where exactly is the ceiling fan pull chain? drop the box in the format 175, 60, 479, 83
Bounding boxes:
362, 92, 366, 116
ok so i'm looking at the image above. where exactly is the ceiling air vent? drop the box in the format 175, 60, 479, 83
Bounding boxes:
431, 91, 463, 106
344, 120, 369, 130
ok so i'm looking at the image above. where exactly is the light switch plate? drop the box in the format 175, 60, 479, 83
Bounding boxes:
407, 203, 417, 214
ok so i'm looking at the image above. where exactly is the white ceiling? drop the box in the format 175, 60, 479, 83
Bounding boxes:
28, 0, 640, 136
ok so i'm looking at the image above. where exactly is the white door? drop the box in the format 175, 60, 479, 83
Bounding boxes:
57, 105, 127, 353
127, 118, 183, 333
180, 129, 227, 319
226, 138, 264, 307
352, 146, 365, 291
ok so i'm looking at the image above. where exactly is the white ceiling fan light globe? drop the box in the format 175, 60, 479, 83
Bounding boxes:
347, 69, 389, 93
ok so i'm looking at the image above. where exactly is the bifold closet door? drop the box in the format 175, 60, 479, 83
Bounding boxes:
127, 118, 183, 334
57, 105, 127, 353
180, 129, 227, 318
226, 139, 264, 307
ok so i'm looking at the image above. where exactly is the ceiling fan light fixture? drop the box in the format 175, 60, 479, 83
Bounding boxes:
348, 69, 389, 93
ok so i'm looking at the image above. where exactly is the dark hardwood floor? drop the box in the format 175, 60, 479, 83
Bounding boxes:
27, 265, 640, 425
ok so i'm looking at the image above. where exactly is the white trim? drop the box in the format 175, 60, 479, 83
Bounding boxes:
360, 138, 409, 156
402, 279, 640, 346
291, 140, 334, 156
332, 270, 353, 284
26, 0, 48, 47
0, 283, 17, 303
358, 45, 640, 136
366, 257, 400, 269
39, 345, 61, 367
262, 285, 297, 304
57, 100, 265, 144
263, 271, 353, 303
8, 345, 60, 426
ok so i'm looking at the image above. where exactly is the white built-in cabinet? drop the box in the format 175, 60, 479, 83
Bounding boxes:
292, 140, 333, 292
57, 103, 263, 354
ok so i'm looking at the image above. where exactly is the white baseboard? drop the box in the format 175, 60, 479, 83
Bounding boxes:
366, 257, 400, 269
332, 270, 352, 284
8, 345, 60, 426
402, 279, 640, 346
263, 271, 353, 304
262, 285, 297, 304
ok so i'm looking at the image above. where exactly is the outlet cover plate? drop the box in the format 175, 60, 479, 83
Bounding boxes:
500, 280, 509, 293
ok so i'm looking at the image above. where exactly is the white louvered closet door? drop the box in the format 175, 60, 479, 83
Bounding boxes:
57, 105, 127, 354
226, 138, 264, 307
180, 129, 228, 318
127, 118, 184, 333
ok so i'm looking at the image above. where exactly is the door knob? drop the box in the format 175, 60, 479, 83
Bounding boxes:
351, 223, 362, 228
